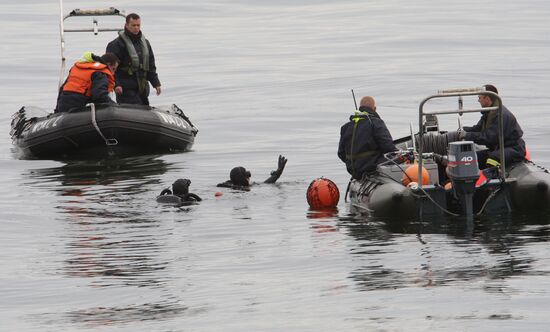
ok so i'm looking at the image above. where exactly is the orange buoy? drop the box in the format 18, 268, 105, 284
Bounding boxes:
402, 164, 430, 186
214, 191, 223, 197
306, 178, 340, 209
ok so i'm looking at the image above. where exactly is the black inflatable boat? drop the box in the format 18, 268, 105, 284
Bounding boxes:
10, 103, 198, 159
348, 88, 550, 220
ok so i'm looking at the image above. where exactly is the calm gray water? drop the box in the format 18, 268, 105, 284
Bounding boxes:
2, 0, 550, 331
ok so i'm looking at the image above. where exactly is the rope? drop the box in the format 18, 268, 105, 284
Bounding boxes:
88, 103, 118, 146
476, 187, 501, 216
412, 185, 461, 217
416, 131, 461, 155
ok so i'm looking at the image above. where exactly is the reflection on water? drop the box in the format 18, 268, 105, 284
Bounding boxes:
64, 301, 189, 326
35, 300, 191, 328
25, 155, 174, 187
22, 156, 190, 326
49, 157, 174, 284
307, 207, 339, 233
341, 212, 550, 292
5, 0, 550, 329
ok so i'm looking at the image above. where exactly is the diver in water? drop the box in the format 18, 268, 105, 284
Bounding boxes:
217, 155, 288, 191
157, 178, 202, 205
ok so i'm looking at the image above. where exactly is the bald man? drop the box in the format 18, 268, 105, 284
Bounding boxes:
338, 96, 397, 179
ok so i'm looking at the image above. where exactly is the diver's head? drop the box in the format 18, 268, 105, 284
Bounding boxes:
172, 178, 191, 195
230, 167, 251, 186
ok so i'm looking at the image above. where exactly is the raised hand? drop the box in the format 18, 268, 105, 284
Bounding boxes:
277, 155, 288, 172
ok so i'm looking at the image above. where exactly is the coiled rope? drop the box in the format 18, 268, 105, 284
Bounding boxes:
415, 131, 461, 155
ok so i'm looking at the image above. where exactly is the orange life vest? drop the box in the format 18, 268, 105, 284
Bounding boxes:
62, 62, 115, 96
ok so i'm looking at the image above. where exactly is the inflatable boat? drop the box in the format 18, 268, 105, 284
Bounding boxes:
348, 88, 550, 220
10, 4, 198, 160
10, 103, 197, 159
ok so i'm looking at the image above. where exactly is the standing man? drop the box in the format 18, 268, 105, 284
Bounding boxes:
461, 84, 525, 168
55, 52, 119, 113
106, 13, 161, 105
338, 96, 397, 180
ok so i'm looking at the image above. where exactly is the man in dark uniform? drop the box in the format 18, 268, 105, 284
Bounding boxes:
338, 96, 397, 180
106, 13, 161, 105
461, 84, 526, 167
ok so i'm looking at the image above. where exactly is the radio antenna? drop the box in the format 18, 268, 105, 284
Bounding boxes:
351, 89, 358, 110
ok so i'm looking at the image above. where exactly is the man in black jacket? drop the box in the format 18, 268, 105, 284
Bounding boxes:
106, 13, 161, 105
462, 84, 526, 167
338, 96, 397, 180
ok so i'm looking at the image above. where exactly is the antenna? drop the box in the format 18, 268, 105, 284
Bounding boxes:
351, 89, 358, 110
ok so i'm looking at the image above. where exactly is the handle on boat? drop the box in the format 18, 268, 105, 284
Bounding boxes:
58, 1, 126, 88
67, 7, 123, 17
437, 87, 483, 94
87, 103, 119, 147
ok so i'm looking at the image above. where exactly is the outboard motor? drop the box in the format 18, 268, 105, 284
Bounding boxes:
447, 141, 479, 219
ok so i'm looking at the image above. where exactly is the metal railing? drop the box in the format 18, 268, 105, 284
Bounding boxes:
416, 87, 506, 187
58, 0, 126, 88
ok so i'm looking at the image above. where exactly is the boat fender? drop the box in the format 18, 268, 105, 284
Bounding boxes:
402, 164, 430, 185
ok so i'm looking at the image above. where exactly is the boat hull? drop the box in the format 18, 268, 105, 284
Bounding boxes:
11, 104, 197, 159
348, 161, 550, 218
508, 161, 550, 212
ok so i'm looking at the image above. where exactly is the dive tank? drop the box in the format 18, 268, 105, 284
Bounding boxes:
447, 141, 479, 219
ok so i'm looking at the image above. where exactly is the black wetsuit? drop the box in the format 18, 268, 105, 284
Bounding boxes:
156, 188, 202, 206
216, 181, 251, 191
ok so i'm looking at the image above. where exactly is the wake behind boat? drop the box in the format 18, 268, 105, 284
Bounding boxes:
10, 3, 197, 160
348, 88, 550, 220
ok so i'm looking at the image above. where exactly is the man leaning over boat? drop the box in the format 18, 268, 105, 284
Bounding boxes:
338, 96, 398, 180
55, 52, 119, 113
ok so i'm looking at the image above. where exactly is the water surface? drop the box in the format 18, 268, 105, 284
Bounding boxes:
1, 0, 550, 331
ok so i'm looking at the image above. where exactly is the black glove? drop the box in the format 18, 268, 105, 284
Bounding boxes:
433, 153, 448, 166
278, 155, 287, 171
265, 155, 287, 184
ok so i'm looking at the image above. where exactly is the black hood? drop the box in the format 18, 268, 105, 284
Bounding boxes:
230, 167, 251, 186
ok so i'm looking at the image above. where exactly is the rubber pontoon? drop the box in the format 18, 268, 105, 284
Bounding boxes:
11, 103, 197, 159
348, 87, 550, 220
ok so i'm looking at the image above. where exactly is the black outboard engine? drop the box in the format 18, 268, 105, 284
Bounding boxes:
447, 141, 479, 219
